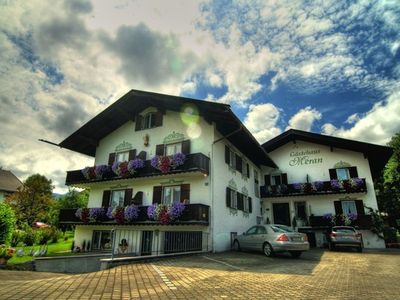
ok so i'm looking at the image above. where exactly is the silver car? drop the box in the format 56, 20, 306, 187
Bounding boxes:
328, 226, 363, 252
233, 224, 310, 258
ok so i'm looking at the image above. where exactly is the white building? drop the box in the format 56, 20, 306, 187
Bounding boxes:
58, 90, 391, 253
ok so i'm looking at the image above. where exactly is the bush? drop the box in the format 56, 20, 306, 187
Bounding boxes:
0, 203, 16, 245
11, 229, 26, 247
23, 227, 36, 246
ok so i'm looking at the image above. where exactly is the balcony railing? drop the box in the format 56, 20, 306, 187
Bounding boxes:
308, 214, 373, 230
65, 153, 210, 185
260, 178, 367, 198
59, 204, 210, 225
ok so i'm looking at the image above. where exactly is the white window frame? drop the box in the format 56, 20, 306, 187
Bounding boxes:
254, 170, 260, 197
115, 151, 129, 163
336, 168, 350, 180
162, 185, 181, 205
110, 190, 125, 208
228, 148, 236, 169
165, 142, 182, 156
341, 200, 357, 216
230, 189, 237, 209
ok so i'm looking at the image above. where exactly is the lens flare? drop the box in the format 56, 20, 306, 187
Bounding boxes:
180, 103, 200, 125
186, 123, 202, 139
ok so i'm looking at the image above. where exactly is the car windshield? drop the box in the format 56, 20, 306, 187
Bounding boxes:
270, 225, 294, 233
333, 227, 355, 233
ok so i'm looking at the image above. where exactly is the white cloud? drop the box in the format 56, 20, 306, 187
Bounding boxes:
286, 107, 322, 131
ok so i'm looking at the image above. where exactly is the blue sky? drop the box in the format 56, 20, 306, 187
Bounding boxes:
0, 0, 399, 192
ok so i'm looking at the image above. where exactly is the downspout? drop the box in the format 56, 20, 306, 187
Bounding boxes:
210, 124, 243, 252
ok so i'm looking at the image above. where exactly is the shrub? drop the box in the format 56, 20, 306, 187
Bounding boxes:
0, 202, 16, 245
23, 227, 36, 246
11, 229, 26, 247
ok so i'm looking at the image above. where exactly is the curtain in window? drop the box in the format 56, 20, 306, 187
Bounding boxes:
341, 201, 357, 215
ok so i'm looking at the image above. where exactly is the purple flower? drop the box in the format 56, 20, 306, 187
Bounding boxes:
292, 183, 303, 192
111, 161, 119, 174
81, 167, 95, 180
147, 204, 157, 219
314, 181, 324, 191
127, 158, 144, 174
168, 203, 185, 219
323, 213, 333, 220
106, 207, 114, 219
330, 179, 341, 190
150, 156, 159, 169
95, 165, 110, 179
172, 152, 186, 166
89, 208, 105, 221
351, 177, 364, 188
124, 205, 139, 221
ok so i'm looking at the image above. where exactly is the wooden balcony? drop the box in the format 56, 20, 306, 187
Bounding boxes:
59, 204, 210, 226
65, 153, 210, 185
309, 214, 373, 230
260, 178, 367, 198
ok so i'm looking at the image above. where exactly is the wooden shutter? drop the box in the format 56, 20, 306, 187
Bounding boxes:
181, 140, 191, 155
102, 190, 111, 207
237, 193, 244, 210
135, 115, 143, 131
154, 111, 163, 127
334, 201, 343, 215
264, 175, 271, 186
236, 155, 242, 173
246, 163, 250, 178
128, 149, 137, 161
225, 146, 230, 164
156, 144, 165, 156
248, 197, 252, 213
132, 191, 143, 206
226, 187, 231, 207
137, 151, 147, 160
281, 173, 288, 185
349, 167, 358, 178
355, 200, 365, 215
124, 189, 133, 206
329, 169, 338, 180
180, 184, 190, 203
152, 186, 162, 204
108, 153, 116, 166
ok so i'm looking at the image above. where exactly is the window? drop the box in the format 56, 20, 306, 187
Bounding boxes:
110, 190, 125, 207
163, 186, 181, 205
165, 142, 182, 156
270, 225, 294, 233
341, 200, 357, 216
336, 168, 350, 180
92, 230, 113, 251
295, 202, 307, 220
142, 112, 156, 129
254, 170, 260, 197
257, 226, 267, 234
115, 151, 129, 163
246, 226, 258, 235
243, 195, 249, 212
230, 189, 237, 208
229, 149, 236, 168
272, 175, 282, 185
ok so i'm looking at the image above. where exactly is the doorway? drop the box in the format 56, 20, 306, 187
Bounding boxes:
273, 203, 291, 226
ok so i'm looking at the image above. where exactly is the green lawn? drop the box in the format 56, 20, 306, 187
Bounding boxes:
7, 232, 75, 265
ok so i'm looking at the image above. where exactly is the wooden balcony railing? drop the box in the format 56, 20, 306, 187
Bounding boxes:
59, 203, 210, 225
260, 178, 367, 198
309, 214, 373, 230
65, 153, 210, 185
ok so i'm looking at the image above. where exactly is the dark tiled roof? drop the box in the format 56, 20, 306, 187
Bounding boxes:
59, 89, 276, 167
0, 170, 22, 192
262, 129, 393, 179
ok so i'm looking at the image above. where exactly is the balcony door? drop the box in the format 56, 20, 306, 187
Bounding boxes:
273, 203, 291, 226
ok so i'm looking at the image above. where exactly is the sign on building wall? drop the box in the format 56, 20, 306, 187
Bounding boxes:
289, 147, 323, 166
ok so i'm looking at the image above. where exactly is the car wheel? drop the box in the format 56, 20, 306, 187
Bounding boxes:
232, 240, 241, 251
329, 242, 335, 251
289, 251, 302, 258
263, 242, 274, 257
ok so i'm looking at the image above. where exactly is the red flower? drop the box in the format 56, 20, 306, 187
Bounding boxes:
114, 207, 125, 224
159, 156, 171, 173
159, 209, 171, 224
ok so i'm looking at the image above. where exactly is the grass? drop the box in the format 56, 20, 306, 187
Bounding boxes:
7, 231, 75, 265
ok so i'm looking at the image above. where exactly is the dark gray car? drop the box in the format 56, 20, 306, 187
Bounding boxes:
233, 224, 310, 258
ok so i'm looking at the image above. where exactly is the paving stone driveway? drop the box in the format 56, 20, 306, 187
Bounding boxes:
1, 249, 399, 299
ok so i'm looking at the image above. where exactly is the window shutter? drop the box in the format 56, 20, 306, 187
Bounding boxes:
225, 146, 230, 164
152, 186, 162, 204
226, 187, 231, 207
137, 151, 147, 160
264, 175, 271, 186
246, 163, 250, 178
329, 169, 338, 180
156, 144, 165, 156
108, 153, 116, 166
236, 155, 242, 173
355, 200, 365, 216
281, 173, 288, 185
248, 197, 252, 213
154, 111, 163, 127
237, 193, 244, 210
334, 201, 343, 215
135, 115, 143, 131
124, 189, 133, 206
102, 190, 111, 207
349, 167, 358, 178
181, 140, 191, 155
132, 191, 143, 206
128, 149, 137, 161
180, 184, 190, 203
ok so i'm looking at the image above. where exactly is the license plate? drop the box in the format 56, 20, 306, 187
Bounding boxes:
292, 237, 302, 242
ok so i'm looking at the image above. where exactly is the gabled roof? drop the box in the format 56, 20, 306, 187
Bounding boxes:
262, 129, 393, 179
0, 170, 22, 192
59, 89, 276, 167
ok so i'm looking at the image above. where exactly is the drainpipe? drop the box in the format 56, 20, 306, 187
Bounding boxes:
210, 124, 243, 252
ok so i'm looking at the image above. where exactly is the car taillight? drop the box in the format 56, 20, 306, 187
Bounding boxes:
277, 234, 289, 242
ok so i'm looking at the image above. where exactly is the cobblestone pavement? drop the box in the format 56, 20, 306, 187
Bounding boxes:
1, 249, 400, 299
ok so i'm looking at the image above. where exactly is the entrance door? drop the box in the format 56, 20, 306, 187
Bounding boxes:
273, 203, 291, 226
141, 231, 153, 255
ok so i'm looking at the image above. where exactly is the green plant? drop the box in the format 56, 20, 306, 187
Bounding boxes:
365, 205, 385, 239
0, 244, 15, 259
23, 227, 36, 246
11, 229, 26, 247
0, 202, 16, 245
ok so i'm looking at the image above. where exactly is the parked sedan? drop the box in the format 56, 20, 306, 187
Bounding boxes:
233, 224, 310, 258
327, 226, 363, 252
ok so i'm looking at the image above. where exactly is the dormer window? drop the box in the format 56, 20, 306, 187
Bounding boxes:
135, 110, 163, 131
143, 112, 156, 129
